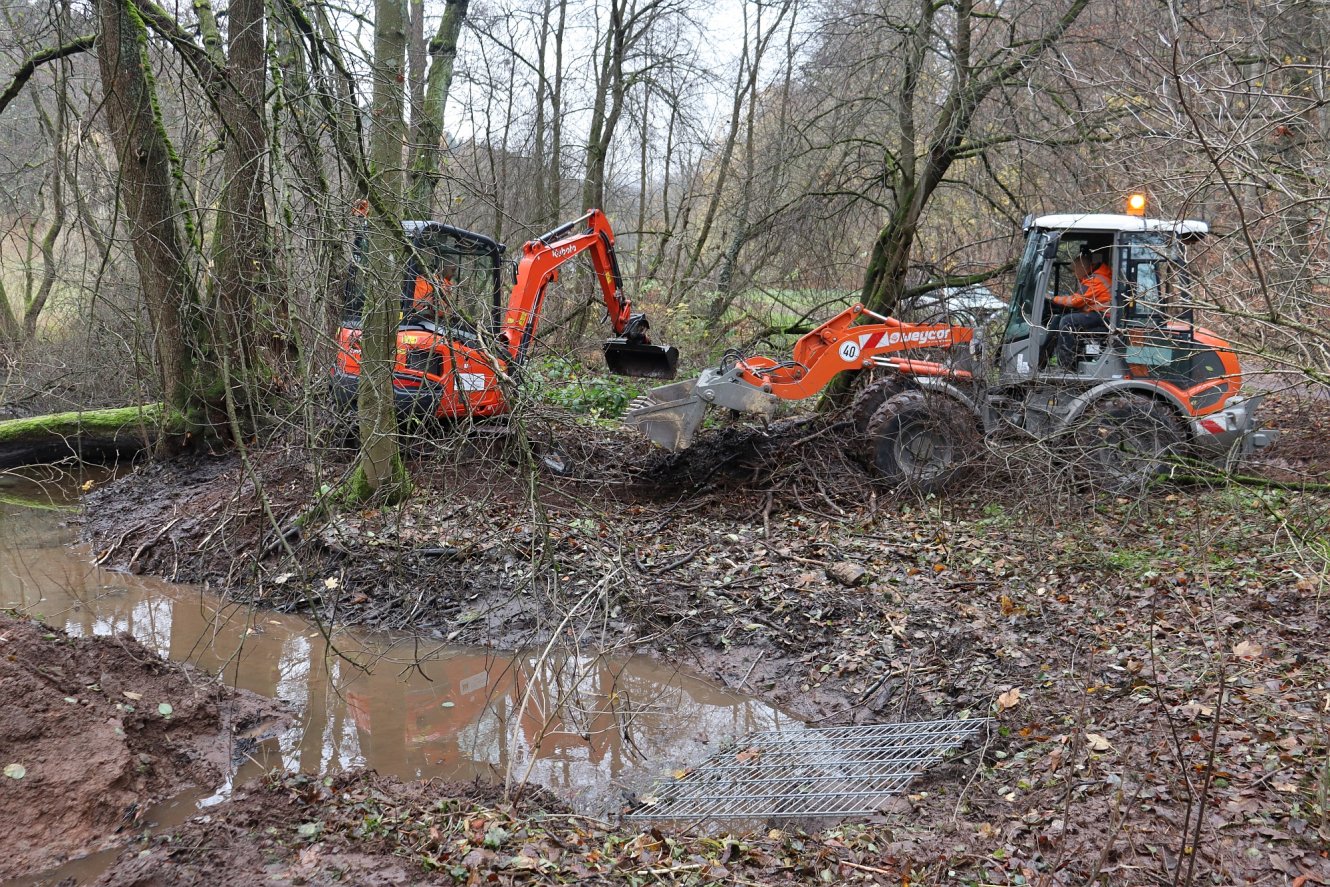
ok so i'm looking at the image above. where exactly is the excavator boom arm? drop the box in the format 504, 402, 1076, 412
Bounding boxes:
500, 209, 652, 365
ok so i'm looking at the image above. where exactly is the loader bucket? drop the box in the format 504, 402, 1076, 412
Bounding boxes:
623, 378, 707, 451
603, 338, 680, 380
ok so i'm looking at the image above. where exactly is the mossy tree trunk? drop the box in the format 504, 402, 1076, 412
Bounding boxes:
94, 0, 200, 437
350, 0, 411, 504
406, 0, 469, 220
210, 0, 283, 428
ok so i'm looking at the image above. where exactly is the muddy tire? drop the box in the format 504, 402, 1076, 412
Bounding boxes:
849, 374, 908, 443
1072, 396, 1182, 493
865, 390, 977, 493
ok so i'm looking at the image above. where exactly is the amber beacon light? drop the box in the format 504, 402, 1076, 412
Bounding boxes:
1126, 193, 1147, 216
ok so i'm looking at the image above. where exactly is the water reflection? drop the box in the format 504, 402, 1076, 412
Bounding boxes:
0, 469, 798, 814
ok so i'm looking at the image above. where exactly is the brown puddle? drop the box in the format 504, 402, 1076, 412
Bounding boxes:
0, 467, 798, 884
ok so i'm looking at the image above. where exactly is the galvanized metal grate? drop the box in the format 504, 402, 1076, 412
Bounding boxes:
628, 718, 989, 821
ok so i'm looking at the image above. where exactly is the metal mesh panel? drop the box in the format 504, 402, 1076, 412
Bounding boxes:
628, 718, 989, 821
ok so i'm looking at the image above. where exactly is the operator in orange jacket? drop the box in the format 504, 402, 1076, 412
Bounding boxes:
1044, 249, 1112, 369
410, 260, 458, 323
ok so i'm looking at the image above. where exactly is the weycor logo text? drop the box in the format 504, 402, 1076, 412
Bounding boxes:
841, 328, 951, 360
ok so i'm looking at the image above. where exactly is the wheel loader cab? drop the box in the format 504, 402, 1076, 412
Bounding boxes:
997, 214, 1211, 386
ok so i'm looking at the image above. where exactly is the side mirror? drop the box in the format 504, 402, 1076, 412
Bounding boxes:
1043, 239, 1060, 260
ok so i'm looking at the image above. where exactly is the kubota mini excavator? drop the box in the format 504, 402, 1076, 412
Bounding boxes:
625, 199, 1276, 491
333, 208, 677, 420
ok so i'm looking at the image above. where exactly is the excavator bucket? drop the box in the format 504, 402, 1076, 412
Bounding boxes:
623, 378, 706, 451
603, 339, 680, 379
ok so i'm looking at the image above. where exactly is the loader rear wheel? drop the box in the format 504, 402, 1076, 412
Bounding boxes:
1073, 396, 1182, 493
849, 374, 907, 447
865, 390, 977, 493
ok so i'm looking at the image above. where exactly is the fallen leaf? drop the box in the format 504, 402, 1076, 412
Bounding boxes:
4, 763, 25, 779
827, 561, 868, 587
158, 703, 173, 717
296, 822, 321, 838
997, 687, 1022, 712
81, 479, 95, 492
1086, 732, 1114, 752
735, 747, 763, 763
324, 577, 340, 590
123, 691, 143, 701
1176, 700, 1214, 719
999, 594, 1017, 615
1232, 639, 1262, 659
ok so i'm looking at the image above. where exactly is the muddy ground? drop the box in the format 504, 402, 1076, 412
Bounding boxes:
0, 612, 288, 879
76, 394, 1330, 885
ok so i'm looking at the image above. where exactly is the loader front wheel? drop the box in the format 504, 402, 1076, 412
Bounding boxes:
1072, 396, 1182, 493
865, 390, 977, 493
849, 374, 908, 449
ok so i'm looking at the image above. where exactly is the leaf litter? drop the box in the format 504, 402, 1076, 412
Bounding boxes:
79, 403, 1330, 885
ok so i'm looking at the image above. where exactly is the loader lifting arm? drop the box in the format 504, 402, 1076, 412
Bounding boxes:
499, 209, 678, 378
625, 303, 975, 451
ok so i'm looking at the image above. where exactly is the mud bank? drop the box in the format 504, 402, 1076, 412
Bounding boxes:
91, 769, 926, 886
0, 612, 288, 880
77, 402, 1330, 884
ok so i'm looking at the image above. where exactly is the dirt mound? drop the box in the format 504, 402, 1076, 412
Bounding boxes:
0, 612, 288, 879
95, 770, 568, 887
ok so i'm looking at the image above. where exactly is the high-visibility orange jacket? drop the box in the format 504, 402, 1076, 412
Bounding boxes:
1052, 263, 1112, 313
412, 276, 455, 313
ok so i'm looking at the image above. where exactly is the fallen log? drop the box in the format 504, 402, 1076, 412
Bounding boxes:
0, 403, 176, 467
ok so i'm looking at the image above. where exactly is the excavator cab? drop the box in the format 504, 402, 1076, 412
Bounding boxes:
341, 220, 505, 338
398, 222, 505, 342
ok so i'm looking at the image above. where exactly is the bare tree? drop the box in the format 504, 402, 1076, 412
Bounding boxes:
94, 0, 198, 428
351, 0, 412, 502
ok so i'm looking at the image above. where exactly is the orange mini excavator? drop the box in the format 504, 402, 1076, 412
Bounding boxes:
332, 208, 677, 420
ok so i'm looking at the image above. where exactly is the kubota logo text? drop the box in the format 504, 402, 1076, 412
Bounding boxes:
552, 244, 578, 258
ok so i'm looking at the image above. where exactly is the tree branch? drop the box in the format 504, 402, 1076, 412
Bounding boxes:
0, 35, 95, 118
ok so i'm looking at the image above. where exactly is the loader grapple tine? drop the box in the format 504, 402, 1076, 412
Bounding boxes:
603, 340, 680, 380
623, 378, 705, 451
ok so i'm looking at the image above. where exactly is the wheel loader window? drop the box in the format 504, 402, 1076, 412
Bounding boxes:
1119, 235, 1181, 325
1002, 232, 1046, 343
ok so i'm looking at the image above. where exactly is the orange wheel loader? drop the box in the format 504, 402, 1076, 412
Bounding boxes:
625, 202, 1276, 492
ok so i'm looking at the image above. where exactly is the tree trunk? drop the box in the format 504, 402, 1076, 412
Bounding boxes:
406, 0, 469, 220
212, 0, 279, 431
548, 0, 567, 225
580, 0, 626, 214
352, 0, 411, 503
95, 0, 198, 425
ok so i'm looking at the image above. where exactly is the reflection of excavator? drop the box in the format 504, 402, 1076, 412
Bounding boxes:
627, 198, 1276, 491
333, 209, 677, 420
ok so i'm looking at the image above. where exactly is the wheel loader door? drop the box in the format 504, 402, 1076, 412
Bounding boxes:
998, 231, 1059, 382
